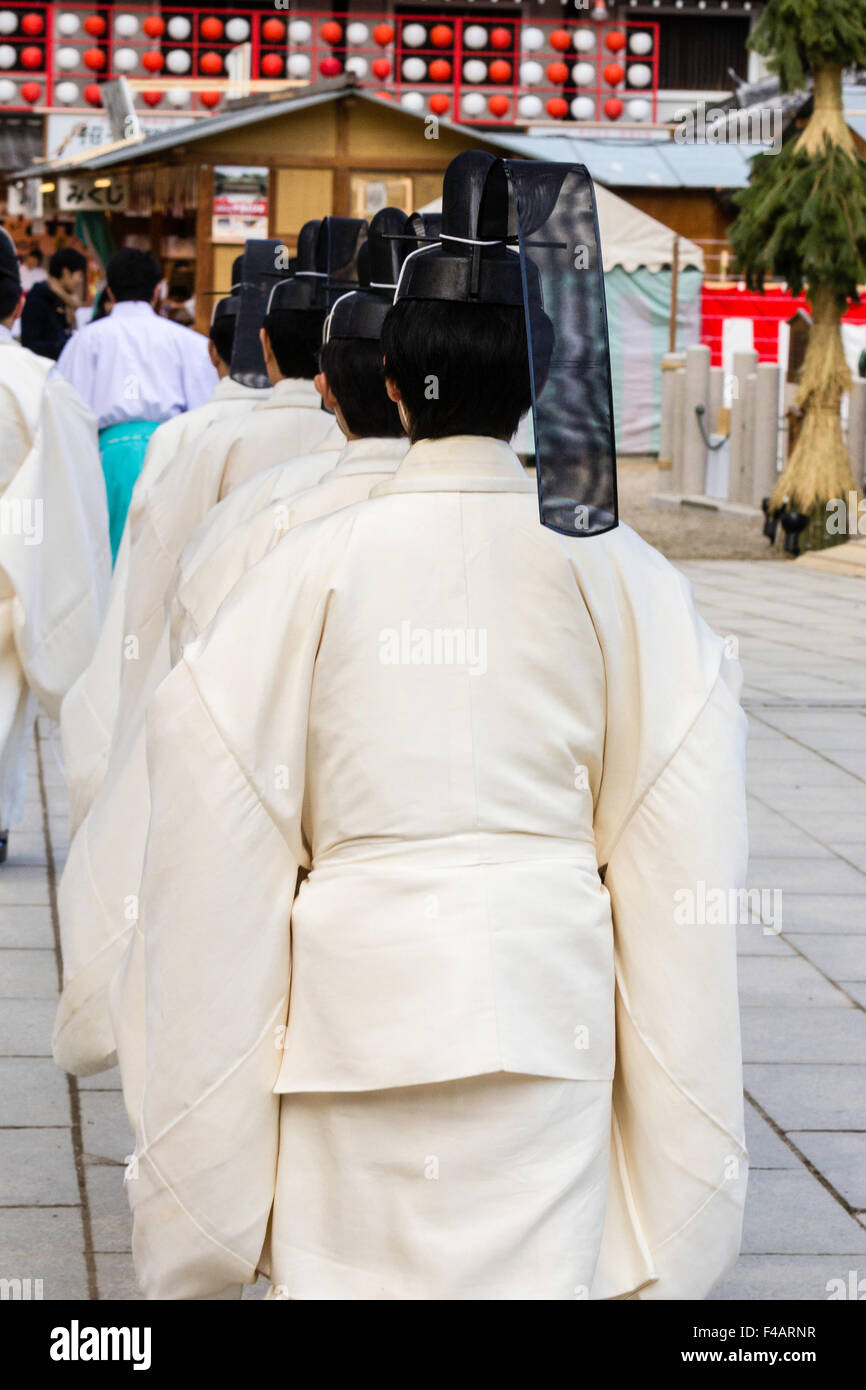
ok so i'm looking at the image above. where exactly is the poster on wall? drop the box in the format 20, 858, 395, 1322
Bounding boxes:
212, 166, 269, 243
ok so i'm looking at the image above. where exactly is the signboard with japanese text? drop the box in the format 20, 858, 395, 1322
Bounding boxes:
212, 166, 269, 243
58, 176, 128, 213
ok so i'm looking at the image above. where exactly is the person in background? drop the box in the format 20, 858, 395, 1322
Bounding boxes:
0, 228, 109, 867
56, 247, 217, 561
20, 247, 87, 361
161, 280, 194, 327
19, 246, 46, 292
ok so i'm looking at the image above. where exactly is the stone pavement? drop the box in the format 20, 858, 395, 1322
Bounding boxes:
0, 558, 864, 1301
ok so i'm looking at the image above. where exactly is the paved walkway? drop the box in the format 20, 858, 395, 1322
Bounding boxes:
1, 558, 864, 1301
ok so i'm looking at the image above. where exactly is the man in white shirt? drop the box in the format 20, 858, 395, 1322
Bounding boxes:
56, 248, 217, 560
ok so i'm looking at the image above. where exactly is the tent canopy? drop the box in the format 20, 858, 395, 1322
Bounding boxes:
419, 180, 703, 275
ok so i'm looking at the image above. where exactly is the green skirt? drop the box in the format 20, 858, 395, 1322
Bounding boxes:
98, 420, 160, 564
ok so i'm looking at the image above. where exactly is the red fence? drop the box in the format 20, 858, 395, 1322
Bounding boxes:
0, 5, 659, 124
702, 285, 866, 366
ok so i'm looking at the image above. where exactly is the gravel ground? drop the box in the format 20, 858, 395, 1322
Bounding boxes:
618, 457, 787, 563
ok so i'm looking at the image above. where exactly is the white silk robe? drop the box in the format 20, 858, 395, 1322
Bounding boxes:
53, 404, 343, 1078
60, 376, 269, 834
126, 435, 748, 1301
0, 336, 110, 826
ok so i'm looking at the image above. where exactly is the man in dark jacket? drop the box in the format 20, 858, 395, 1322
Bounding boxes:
20, 247, 87, 360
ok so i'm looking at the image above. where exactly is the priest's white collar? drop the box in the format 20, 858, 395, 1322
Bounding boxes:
371, 435, 534, 497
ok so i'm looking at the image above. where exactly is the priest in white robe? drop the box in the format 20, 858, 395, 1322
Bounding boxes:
0, 230, 110, 855
60, 293, 270, 836
124, 157, 748, 1301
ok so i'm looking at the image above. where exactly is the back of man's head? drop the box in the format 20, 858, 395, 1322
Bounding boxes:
49, 247, 87, 280
106, 248, 161, 304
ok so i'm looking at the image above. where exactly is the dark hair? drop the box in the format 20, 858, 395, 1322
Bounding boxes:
26, 247, 43, 264
168, 280, 190, 300
106, 248, 161, 304
319, 337, 403, 438
209, 312, 235, 368
0, 282, 20, 319
382, 298, 545, 442
262, 308, 322, 380
49, 247, 87, 279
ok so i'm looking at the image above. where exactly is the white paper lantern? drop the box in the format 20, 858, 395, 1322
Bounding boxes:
401, 91, 425, 113
114, 47, 138, 72
464, 25, 488, 50
56, 14, 81, 37
345, 56, 368, 78
287, 53, 311, 78
628, 62, 652, 87
0, 76, 14, 101
55, 81, 80, 104
517, 94, 543, 119
0, 11, 16, 35
167, 87, 191, 107
56, 47, 79, 70
573, 28, 596, 52
225, 18, 250, 44
114, 14, 139, 38
626, 97, 651, 120
167, 17, 191, 41
572, 62, 595, 87
463, 59, 487, 84
520, 27, 544, 52
461, 92, 485, 117
628, 32, 653, 56
571, 96, 595, 119
0, 44, 15, 68
346, 23, 370, 45
289, 20, 312, 44
402, 23, 426, 48
519, 61, 543, 85
402, 57, 427, 81
166, 49, 191, 74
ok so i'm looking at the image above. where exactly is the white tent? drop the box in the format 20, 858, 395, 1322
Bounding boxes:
419, 185, 703, 454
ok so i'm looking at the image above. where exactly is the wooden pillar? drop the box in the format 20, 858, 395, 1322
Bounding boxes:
333, 97, 352, 217
194, 164, 214, 338
681, 344, 711, 497
752, 362, 781, 507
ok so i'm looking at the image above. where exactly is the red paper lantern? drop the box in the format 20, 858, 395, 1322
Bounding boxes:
20, 81, 40, 103
142, 90, 163, 107
200, 17, 223, 41
21, 13, 43, 36
546, 97, 568, 118
143, 16, 166, 39
429, 58, 451, 82
375, 90, 392, 100
142, 52, 164, 74
489, 59, 511, 83
430, 24, 453, 48
603, 63, 625, 86
83, 48, 107, 71
604, 97, 624, 119
372, 57, 391, 79
429, 93, 450, 115
373, 24, 394, 46
605, 32, 627, 53
200, 91, 221, 108
488, 94, 509, 117
261, 54, 283, 77
550, 29, 572, 52
546, 61, 569, 85
261, 18, 286, 43
200, 52, 223, 76
321, 21, 343, 46
490, 27, 512, 51
84, 84, 102, 107
320, 57, 342, 78
83, 16, 106, 38
20, 47, 42, 70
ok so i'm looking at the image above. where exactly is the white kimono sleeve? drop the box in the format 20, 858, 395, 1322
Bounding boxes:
128, 516, 349, 1300
575, 526, 749, 1300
